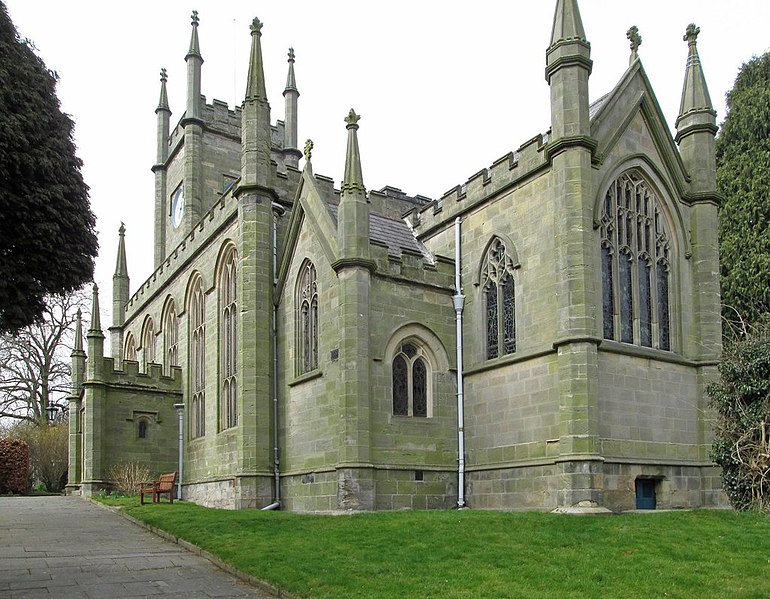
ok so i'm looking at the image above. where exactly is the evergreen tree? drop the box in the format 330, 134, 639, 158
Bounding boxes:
0, 2, 98, 333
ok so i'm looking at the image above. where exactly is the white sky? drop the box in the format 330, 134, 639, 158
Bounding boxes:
5, 1, 770, 327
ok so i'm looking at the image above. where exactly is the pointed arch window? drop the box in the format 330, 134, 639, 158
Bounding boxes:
190, 278, 206, 438
392, 342, 431, 417
482, 238, 517, 360
141, 318, 156, 372
124, 333, 137, 363
600, 172, 671, 350
297, 260, 318, 375
163, 301, 178, 376
220, 249, 238, 430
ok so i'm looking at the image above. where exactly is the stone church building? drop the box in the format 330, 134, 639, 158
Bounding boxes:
67, 0, 725, 512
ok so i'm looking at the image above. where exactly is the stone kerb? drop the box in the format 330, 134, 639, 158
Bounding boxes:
124, 191, 238, 319
410, 132, 550, 234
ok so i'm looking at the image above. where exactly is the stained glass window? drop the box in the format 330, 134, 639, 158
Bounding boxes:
297, 261, 319, 374
190, 278, 206, 438
482, 238, 517, 360
392, 355, 409, 416
392, 342, 430, 417
600, 172, 672, 350
221, 248, 238, 430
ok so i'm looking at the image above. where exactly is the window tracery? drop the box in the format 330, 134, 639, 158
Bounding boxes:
600, 171, 671, 350
392, 342, 430, 417
482, 238, 517, 360
297, 261, 318, 374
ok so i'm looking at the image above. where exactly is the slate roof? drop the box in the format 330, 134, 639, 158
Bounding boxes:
327, 203, 433, 263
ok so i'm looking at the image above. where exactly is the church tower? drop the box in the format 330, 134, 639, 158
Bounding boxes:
545, 0, 603, 507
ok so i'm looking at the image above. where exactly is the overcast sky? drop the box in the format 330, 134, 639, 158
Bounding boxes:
5, 1, 770, 327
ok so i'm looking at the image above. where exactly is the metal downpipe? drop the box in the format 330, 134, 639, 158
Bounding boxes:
454, 217, 467, 508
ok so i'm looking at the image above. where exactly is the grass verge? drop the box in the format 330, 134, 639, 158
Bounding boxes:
96, 497, 770, 599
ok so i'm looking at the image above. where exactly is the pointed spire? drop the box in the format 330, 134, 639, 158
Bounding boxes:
549, 0, 587, 48
677, 24, 715, 122
114, 223, 128, 279
73, 309, 84, 354
245, 17, 268, 102
284, 47, 298, 94
186, 10, 202, 60
545, 0, 592, 86
88, 284, 102, 335
342, 109, 365, 195
157, 68, 170, 112
627, 26, 642, 65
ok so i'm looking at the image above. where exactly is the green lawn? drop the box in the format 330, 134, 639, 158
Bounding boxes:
98, 497, 770, 598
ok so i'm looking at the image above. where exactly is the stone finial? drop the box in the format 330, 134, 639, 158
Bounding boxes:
684, 23, 699, 45
288, 47, 295, 63
160, 68, 168, 83
251, 17, 263, 34
304, 139, 313, 162
627, 26, 641, 63
119, 221, 125, 235
345, 108, 361, 128
191, 10, 199, 27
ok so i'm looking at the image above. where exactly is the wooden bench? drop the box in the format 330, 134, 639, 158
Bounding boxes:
140, 472, 177, 504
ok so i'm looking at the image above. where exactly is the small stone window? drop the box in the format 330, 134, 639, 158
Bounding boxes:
138, 418, 149, 440
392, 342, 430, 417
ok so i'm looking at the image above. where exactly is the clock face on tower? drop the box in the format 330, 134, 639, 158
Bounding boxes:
171, 185, 185, 228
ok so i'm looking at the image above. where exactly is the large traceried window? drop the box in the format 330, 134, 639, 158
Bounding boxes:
392, 342, 430, 417
163, 300, 178, 375
482, 238, 517, 360
297, 260, 318, 374
190, 278, 206, 438
220, 248, 238, 430
600, 171, 671, 350
141, 318, 156, 372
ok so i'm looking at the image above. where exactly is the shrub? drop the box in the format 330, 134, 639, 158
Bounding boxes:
108, 462, 152, 496
14, 424, 68, 492
0, 438, 30, 494
708, 332, 770, 512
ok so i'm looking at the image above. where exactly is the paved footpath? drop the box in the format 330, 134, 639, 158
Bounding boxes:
0, 496, 279, 599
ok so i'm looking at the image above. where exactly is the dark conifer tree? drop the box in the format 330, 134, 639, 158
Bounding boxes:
0, 2, 98, 333
717, 52, 770, 333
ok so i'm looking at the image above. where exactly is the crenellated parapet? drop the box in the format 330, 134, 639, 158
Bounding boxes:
408, 131, 550, 236
88, 357, 182, 392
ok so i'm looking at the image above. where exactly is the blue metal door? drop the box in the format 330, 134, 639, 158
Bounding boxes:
635, 479, 656, 509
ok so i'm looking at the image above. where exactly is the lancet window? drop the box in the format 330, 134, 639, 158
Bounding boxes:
141, 318, 155, 372
392, 342, 430, 417
220, 249, 238, 430
124, 333, 137, 363
482, 238, 517, 360
297, 260, 318, 374
190, 278, 206, 438
600, 172, 671, 350
163, 301, 178, 375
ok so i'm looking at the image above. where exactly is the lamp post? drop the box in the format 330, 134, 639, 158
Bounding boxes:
45, 404, 58, 424
173, 403, 184, 501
